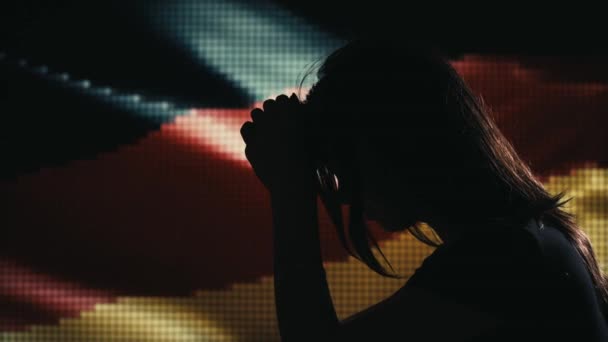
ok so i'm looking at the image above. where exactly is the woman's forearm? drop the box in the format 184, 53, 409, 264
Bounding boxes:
270, 187, 340, 341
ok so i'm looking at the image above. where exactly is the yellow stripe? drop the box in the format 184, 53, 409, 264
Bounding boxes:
3, 167, 606, 341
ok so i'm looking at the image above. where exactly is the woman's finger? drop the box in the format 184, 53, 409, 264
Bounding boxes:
275, 94, 289, 104
244, 144, 255, 163
250, 108, 266, 124
263, 99, 276, 113
240, 121, 257, 145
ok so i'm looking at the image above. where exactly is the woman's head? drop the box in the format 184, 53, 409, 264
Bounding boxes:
304, 37, 523, 234
298, 36, 608, 313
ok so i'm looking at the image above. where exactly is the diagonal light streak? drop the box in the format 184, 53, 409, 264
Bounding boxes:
1, 54, 186, 124
143, 0, 343, 102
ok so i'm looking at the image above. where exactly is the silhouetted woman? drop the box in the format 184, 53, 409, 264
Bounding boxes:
240, 37, 608, 341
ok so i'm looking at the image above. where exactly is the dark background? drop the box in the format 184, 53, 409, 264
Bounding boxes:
1, 0, 606, 339
1, 1, 607, 177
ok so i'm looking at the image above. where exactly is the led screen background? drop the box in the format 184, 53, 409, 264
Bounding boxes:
1, 1, 607, 340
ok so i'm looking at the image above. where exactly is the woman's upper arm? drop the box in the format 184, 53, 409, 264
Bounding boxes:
328, 285, 502, 341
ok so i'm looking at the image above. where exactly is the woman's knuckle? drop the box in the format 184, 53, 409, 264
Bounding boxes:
263, 99, 275, 109
250, 108, 263, 121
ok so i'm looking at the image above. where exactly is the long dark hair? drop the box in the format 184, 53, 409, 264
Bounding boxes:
299, 37, 608, 314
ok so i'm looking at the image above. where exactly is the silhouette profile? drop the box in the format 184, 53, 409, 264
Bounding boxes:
241, 36, 608, 341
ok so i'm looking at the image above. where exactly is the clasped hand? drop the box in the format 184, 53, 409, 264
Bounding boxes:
240, 93, 318, 195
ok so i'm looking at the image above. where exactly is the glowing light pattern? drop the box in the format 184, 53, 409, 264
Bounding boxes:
143, 0, 343, 102
2, 2, 607, 340
2, 167, 606, 341
1, 54, 185, 124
